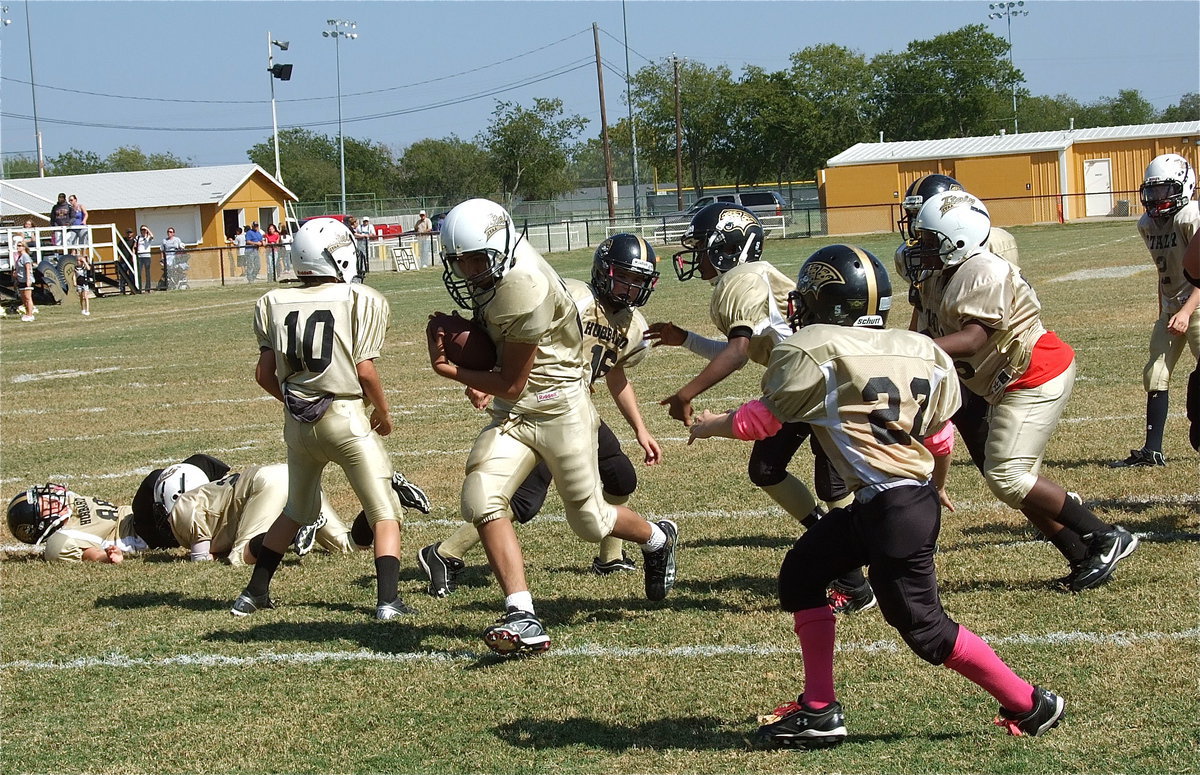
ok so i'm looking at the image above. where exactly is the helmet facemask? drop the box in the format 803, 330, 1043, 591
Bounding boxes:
1140, 179, 1187, 219
440, 223, 525, 311
438, 200, 525, 310
7, 483, 72, 545
1140, 154, 1196, 220
593, 234, 659, 308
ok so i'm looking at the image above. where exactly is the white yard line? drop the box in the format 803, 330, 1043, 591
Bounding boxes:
5, 627, 1197, 672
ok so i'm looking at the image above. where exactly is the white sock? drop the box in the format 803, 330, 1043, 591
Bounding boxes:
640, 523, 666, 552
505, 591, 534, 614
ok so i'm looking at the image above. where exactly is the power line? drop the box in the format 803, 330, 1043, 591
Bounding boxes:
0, 59, 596, 134
0, 27, 594, 106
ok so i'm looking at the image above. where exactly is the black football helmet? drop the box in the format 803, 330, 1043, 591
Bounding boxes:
673, 203, 764, 281
592, 233, 659, 308
787, 244, 892, 330
898, 174, 964, 239
6, 483, 72, 545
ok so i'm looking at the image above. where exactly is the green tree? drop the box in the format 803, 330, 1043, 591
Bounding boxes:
248, 128, 340, 202
1016, 93, 1084, 132
398, 136, 498, 207
788, 44, 876, 175
105, 145, 190, 172
46, 149, 105, 176
478, 97, 588, 204
630, 59, 735, 196
568, 134, 633, 189
1159, 92, 1200, 122
2, 155, 41, 179
872, 25, 1020, 140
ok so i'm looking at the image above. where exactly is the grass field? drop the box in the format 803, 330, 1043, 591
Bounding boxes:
2, 220, 1197, 774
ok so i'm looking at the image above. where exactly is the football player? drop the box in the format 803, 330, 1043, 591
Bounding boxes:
1183, 235, 1200, 451
645, 203, 873, 614
1109, 153, 1199, 467
6, 483, 144, 563
427, 198, 678, 656
688, 245, 1065, 747
907, 191, 1138, 592
896, 176, 1042, 510
418, 233, 662, 596
231, 217, 418, 621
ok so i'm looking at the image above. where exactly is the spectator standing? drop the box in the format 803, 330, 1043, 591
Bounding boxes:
264, 223, 282, 281
12, 239, 36, 321
280, 226, 294, 276
50, 193, 72, 248
243, 222, 264, 282
135, 225, 155, 293
75, 252, 95, 316
118, 228, 137, 294
68, 195, 88, 254
414, 210, 432, 234
161, 228, 186, 290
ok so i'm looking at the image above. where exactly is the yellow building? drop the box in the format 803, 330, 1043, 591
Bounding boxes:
820, 121, 1200, 236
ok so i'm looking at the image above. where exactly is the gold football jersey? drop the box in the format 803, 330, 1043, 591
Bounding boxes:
565, 278, 650, 384
1138, 200, 1200, 314
922, 251, 1047, 402
479, 241, 586, 415
987, 227, 1020, 266
709, 261, 796, 367
169, 465, 273, 555
760, 325, 961, 492
254, 282, 390, 400
42, 493, 137, 563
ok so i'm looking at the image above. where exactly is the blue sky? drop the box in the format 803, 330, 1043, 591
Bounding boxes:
1, 0, 1197, 171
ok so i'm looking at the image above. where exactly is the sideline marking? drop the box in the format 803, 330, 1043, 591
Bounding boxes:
1050, 264, 1150, 283
5, 627, 1198, 671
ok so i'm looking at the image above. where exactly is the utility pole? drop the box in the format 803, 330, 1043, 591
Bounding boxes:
593, 23, 616, 220
24, 0, 43, 176
622, 0, 641, 219
672, 54, 684, 211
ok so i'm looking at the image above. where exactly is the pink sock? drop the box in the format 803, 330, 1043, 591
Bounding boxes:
793, 607, 837, 709
943, 626, 1034, 713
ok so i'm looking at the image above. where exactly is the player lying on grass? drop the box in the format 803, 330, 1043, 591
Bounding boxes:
687, 245, 1066, 748
6, 460, 429, 566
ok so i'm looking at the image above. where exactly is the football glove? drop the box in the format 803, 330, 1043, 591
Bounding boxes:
391, 472, 431, 514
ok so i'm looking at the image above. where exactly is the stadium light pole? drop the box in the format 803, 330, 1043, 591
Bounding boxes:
987, 1, 1028, 135
266, 33, 292, 185
322, 19, 357, 215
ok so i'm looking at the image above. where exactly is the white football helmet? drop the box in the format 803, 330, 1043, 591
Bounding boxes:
153, 463, 210, 517
1140, 153, 1196, 219
438, 198, 523, 309
292, 218, 359, 283
908, 191, 992, 273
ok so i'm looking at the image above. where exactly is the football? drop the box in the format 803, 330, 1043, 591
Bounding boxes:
427, 313, 497, 371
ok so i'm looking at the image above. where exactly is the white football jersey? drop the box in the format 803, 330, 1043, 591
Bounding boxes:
254, 282, 390, 400
565, 278, 650, 384
42, 493, 138, 563
1138, 200, 1200, 314
922, 251, 1047, 402
708, 261, 795, 366
478, 242, 587, 415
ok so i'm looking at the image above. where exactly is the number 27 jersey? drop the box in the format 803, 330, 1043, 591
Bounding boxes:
254, 282, 390, 399
760, 324, 961, 492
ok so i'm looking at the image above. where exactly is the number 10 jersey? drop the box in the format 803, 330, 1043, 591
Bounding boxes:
254, 282, 391, 400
